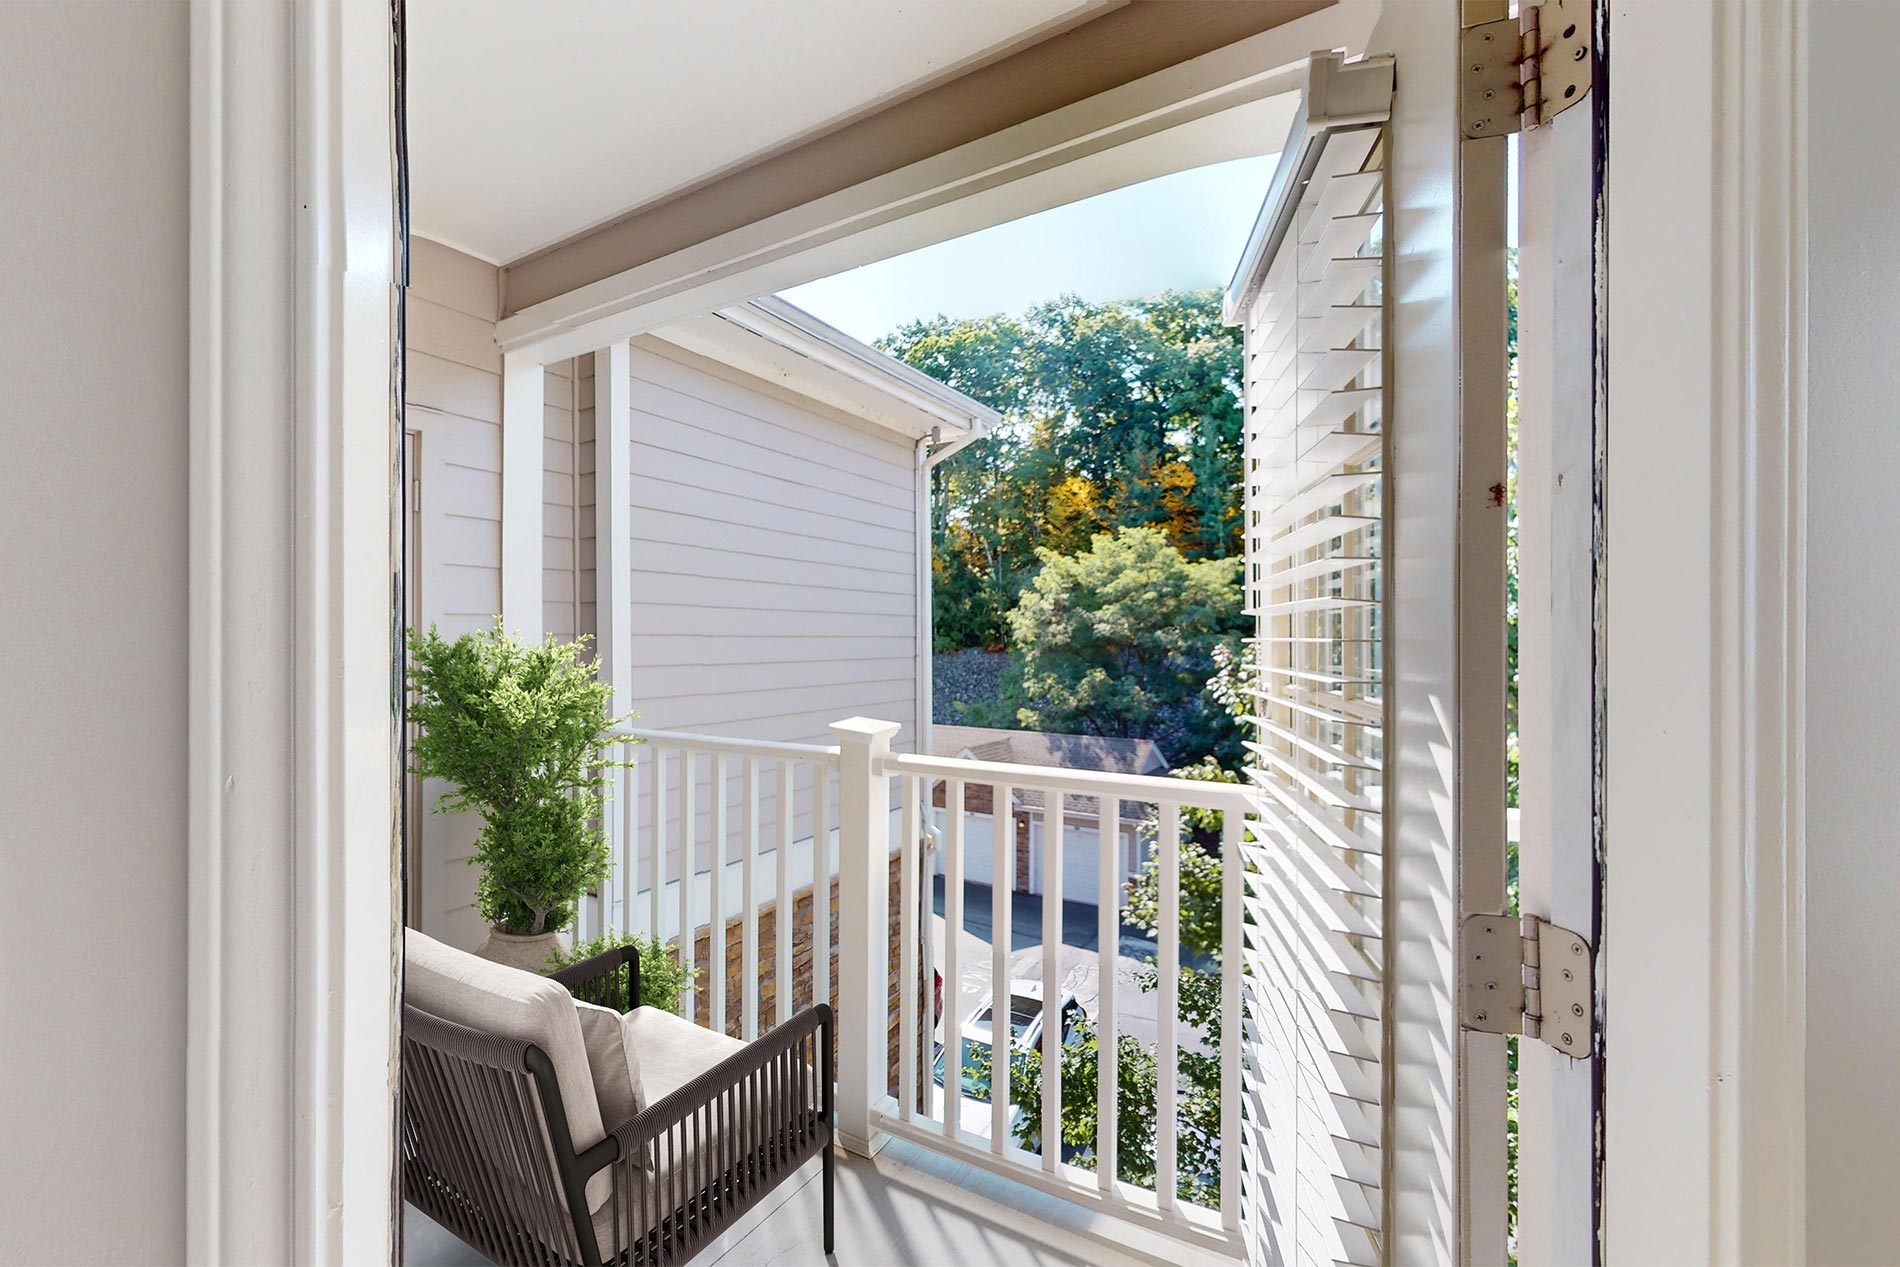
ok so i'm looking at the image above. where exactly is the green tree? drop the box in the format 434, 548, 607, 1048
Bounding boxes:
881, 290, 1246, 655
1000, 526, 1247, 766
972, 1021, 1161, 1189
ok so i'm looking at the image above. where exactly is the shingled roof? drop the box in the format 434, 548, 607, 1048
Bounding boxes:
932, 725, 1169, 818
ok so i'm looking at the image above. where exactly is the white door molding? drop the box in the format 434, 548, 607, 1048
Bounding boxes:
1602, 2, 1807, 1262
188, 1, 398, 1263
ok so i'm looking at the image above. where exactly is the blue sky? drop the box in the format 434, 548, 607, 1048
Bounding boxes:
781, 155, 1278, 346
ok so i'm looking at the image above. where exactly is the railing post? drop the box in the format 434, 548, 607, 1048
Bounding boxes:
830, 716, 900, 1157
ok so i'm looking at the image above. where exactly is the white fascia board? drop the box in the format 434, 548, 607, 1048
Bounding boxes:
650, 297, 1001, 443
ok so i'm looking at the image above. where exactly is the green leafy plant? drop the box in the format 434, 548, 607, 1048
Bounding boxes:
408, 622, 631, 936
546, 931, 698, 1015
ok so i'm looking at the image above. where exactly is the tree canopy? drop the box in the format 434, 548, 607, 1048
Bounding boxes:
976, 526, 1247, 767
882, 290, 1244, 653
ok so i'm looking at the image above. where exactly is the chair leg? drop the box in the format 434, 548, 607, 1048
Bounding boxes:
823, 1143, 835, 1255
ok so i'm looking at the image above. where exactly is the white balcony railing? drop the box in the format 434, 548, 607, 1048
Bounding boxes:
581, 717, 1253, 1258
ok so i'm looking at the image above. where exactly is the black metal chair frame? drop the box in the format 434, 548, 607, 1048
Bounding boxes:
403, 943, 835, 1266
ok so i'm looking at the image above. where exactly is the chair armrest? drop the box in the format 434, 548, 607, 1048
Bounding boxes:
597, 1003, 833, 1169
549, 943, 640, 1013
583, 1004, 834, 1263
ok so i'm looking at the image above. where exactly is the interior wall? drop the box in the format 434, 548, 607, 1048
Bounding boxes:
0, 3, 190, 1262
1804, 4, 1900, 1261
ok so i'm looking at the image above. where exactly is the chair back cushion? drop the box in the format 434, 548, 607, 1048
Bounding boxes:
404, 929, 610, 1212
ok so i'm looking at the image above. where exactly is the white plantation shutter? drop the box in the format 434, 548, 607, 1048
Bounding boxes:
1225, 52, 1393, 1267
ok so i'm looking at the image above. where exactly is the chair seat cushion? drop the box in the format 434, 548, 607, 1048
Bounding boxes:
625, 1006, 748, 1106
404, 929, 612, 1213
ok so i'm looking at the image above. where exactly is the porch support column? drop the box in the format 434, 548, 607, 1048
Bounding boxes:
594, 342, 633, 931
831, 716, 900, 1157
500, 350, 544, 637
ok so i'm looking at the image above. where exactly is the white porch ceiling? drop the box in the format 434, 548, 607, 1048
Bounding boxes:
408, 0, 1104, 265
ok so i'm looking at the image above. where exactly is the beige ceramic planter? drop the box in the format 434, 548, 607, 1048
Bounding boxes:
474, 927, 570, 974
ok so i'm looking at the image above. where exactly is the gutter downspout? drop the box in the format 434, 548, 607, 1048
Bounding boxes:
915, 422, 990, 761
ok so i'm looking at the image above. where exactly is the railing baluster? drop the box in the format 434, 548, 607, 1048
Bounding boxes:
813, 766, 830, 1018
648, 746, 666, 947
1157, 802, 1180, 1211
899, 772, 919, 1122
943, 779, 963, 1140
620, 738, 637, 937
991, 781, 1012, 1154
1221, 806, 1243, 1232
742, 755, 759, 1041
776, 759, 794, 1028
1098, 796, 1119, 1192
1042, 785, 1063, 1173
710, 753, 728, 1035
679, 751, 697, 1022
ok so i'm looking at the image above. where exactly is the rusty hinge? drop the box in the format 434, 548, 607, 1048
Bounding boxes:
1460, 0, 1594, 139
1461, 913, 1594, 1059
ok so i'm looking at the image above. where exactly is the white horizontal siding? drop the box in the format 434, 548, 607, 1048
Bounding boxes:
623, 338, 922, 891
542, 357, 582, 643
403, 285, 928, 946
408, 237, 504, 949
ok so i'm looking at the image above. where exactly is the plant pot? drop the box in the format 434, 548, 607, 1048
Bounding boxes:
474, 927, 571, 974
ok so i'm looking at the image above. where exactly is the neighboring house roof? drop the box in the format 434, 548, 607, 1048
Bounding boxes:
932, 725, 1169, 819
649, 295, 1001, 444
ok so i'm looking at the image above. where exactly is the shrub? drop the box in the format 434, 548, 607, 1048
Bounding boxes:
408, 622, 631, 936
546, 932, 698, 1015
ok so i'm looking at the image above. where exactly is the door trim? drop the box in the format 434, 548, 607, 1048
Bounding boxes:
186, 1, 399, 1261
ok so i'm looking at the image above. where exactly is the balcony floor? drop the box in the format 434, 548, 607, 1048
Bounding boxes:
405, 1137, 1153, 1267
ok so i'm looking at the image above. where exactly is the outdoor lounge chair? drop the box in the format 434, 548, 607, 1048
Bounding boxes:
401, 931, 834, 1266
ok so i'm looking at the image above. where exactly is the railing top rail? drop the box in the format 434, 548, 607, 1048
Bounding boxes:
882, 749, 1257, 814
612, 726, 842, 767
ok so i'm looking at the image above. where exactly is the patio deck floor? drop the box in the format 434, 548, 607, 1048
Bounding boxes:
404, 1138, 1153, 1267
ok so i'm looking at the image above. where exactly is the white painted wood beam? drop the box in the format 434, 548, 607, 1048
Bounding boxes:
500, 351, 544, 637
594, 342, 633, 929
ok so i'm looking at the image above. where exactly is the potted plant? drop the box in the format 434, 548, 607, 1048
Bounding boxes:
408, 622, 633, 970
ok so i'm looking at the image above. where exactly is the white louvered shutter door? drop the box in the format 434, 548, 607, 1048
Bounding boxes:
1226, 53, 1393, 1267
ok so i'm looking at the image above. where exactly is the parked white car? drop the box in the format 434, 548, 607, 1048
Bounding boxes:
933, 979, 1086, 1151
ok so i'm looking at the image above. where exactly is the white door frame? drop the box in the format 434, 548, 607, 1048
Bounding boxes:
1601, 2, 1807, 1263
187, 0, 398, 1262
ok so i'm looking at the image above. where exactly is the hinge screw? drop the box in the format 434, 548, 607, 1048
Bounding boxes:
1475, 1011, 1488, 1024
1571, 943, 1584, 955
1561, 967, 1574, 981
1571, 1003, 1585, 1017
1472, 119, 1487, 132
1574, 45, 1588, 61
1562, 1032, 1574, 1046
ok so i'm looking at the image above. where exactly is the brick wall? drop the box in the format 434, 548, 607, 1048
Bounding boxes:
688, 852, 912, 1095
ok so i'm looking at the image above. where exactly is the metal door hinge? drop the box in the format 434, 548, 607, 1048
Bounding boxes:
1461, 913, 1594, 1059
1461, 0, 1594, 139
